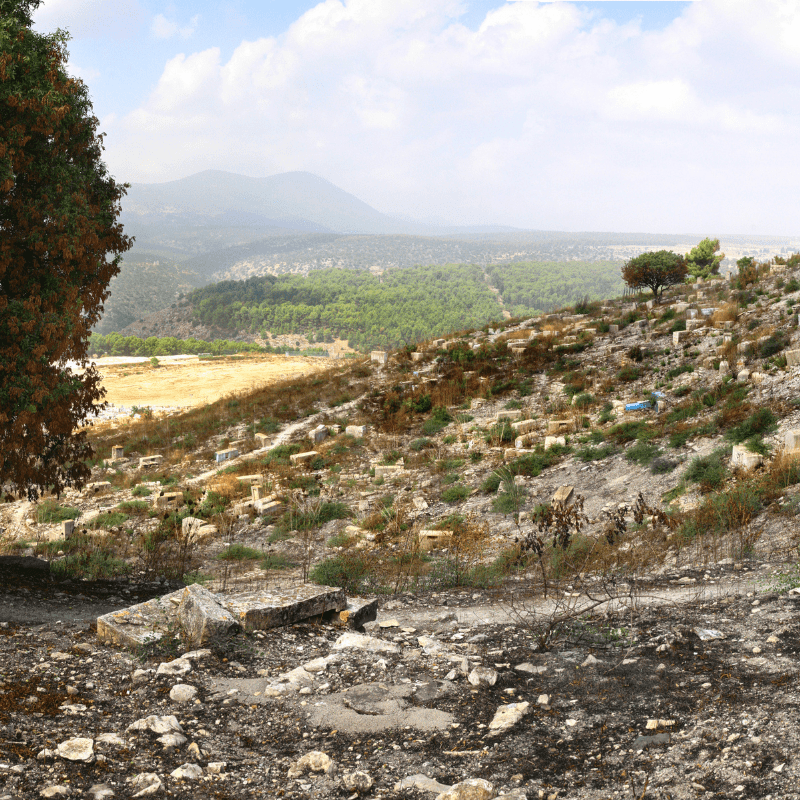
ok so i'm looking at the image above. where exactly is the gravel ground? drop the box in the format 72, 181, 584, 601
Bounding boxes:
1, 563, 799, 800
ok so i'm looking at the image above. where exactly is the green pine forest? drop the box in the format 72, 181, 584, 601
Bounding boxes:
186, 260, 624, 352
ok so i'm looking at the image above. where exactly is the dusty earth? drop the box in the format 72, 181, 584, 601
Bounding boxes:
1, 560, 800, 800
93, 355, 334, 410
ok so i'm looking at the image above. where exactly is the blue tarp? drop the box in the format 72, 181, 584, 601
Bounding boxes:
625, 401, 652, 411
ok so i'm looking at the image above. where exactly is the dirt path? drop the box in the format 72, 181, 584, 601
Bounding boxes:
95, 354, 334, 409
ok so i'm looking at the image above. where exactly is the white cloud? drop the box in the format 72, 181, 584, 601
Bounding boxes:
106, 0, 800, 233
151, 13, 200, 40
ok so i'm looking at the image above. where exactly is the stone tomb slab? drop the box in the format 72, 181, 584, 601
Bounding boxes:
97, 591, 182, 649
223, 585, 346, 631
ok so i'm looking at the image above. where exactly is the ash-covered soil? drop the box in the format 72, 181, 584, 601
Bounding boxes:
1, 566, 799, 800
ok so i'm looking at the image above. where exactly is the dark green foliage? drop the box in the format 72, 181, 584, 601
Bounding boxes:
308, 552, 372, 594
670, 319, 687, 332
36, 500, 80, 523
577, 443, 617, 462
217, 544, 263, 561
198, 490, 229, 518
485, 420, 514, 443
608, 421, 649, 443
625, 441, 662, 467
616, 365, 642, 382
91, 332, 268, 358
131, 484, 151, 497
442, 484, 470, 503
685, 449, 729, 490
666, 364, 694, 379
86, 511, 129, 529
410, 437, 432, 451
262, 443, 302, 466
726, 408, 778, 443
758, 329, 789, 358
786, 278, 800, 293
621, 250, 688, 300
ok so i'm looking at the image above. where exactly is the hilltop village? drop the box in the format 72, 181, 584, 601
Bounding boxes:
2, 261, 800, 800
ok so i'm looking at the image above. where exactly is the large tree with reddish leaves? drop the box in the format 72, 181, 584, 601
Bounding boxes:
0, 0, 132, 499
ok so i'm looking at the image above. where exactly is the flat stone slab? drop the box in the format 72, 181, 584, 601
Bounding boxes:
98, 584, 349, 647
223, 585, 346, 631
97, 591, 183, 648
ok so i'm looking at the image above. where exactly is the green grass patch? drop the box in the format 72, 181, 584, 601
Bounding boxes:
308, 552, 372, 594
625, 440, 662, 467
442, 484, 470, 503
577, 443, 617, 462
217, 543, 264, 560
37, 501, 80, 524
117, 500, 150, 514
86, 511, 129, 529
260, 553, 296, 570
726, 408, 778, 443
131, 485, 151, 497
685, 448, 729, 491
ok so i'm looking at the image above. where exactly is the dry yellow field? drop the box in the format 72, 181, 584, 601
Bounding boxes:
96, 354, 334, 409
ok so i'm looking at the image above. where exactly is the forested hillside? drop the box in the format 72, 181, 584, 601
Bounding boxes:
487, 261, 625, 316
185, 259, 626, 351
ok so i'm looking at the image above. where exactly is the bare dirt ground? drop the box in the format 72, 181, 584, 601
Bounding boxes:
94, 355, 335, 409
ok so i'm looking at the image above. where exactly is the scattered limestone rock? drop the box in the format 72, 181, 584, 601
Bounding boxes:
287, 750, 335, 778
435, 777, 495, 800
169, 684, 197, 703
128, 772, 162, 798
467, 666, 498, 687
488, 701, 530, 736
333, 631, 400, 654
170, 763, 203, 780
342, 771, 374, 792
56, 737, 94, 762
126, 715, 183, 736
178, 583, 240, 647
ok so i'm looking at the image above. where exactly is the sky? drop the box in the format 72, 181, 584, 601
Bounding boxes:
30, 0, 800, 234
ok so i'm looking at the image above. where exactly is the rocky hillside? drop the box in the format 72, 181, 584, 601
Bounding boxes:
2, 261, 800, 798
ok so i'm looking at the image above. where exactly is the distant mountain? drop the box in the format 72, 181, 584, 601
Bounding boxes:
122, 170, 415, 236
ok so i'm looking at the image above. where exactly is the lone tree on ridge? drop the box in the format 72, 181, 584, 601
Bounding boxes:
621, 250, 687, 303
0, 0, 132, 499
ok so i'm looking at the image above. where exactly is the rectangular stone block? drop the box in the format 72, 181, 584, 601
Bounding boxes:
370, 350, 388, 365
338, 597, 379, 629
311, 425, 328, 444
63, 519, 75, 538
222, 585, 346, 631
418, 530, 453, 551
411, 351, 425, 362
255, 498, 285, 517
236, 474, 263, 486
552, 485, 574, 506
290, 450, 318, 465
153, 491, 182, 509
111, 445, 124, 460
178, 583, 240, 648
97, 591, 182, 648
254, 433, 269, 448
546, 419, 573, 435
345, 425, 368, 438
514, 434, 534, 450
374, 464, 405, 479
673, 330, 687, 346
138, 455, 163, 469
785, 430, 800, 452
496, 410, 523, 421
544, 435, 565, 450
786, 349, 800, 368
215, 448, 239, 464
511, 419, 537, 435
731, 445, 763, 470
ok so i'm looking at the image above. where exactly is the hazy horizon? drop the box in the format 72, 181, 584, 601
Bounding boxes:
32, 1, 800, 235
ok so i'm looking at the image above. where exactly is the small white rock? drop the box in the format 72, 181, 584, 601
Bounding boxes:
169, 684, 197, 703
56, 737, 94, 762
170, 763, 203, 780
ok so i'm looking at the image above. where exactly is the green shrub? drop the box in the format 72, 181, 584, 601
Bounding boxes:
442, 484, 470, 503
198, 490, 229, 518
410, 437, 432, 451
577, 443, 617, 462
608, 421, 648, 443
625, 441, 662, 467
786, 278, 800, 293
469, 450, 483, 463
573, 392, 595, 408
422, 418, 449, 435
758, 330, 790, 359
685, 449, 729, 490
670, 319, 686, 332
616, 365, 642, 382
217, 543, 263, 560
308, 552, 372, 593
131, 485, 151, 498
726, 408, 778, 443
485, 420, 514, 443
262, 443, 302, 466
666, 364, 694, 379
